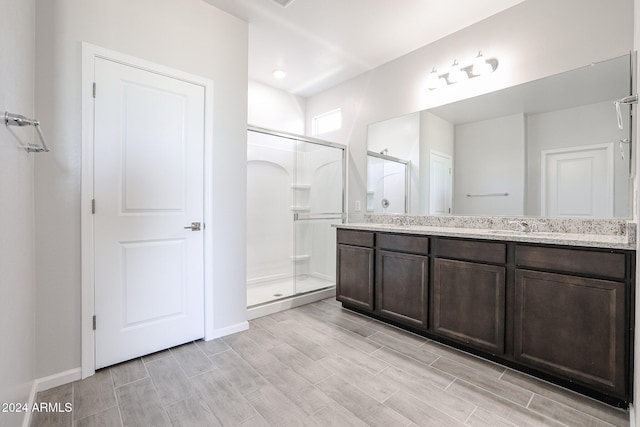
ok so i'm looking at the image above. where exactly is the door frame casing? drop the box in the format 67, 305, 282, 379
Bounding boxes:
81, 43, 214, 379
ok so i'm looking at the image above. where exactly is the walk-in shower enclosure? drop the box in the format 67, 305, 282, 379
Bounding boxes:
247, 127, 345, 307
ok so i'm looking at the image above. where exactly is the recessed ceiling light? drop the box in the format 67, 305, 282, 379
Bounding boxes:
273, 69, 287, 79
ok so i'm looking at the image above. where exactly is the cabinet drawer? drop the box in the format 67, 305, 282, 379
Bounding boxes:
377, 233, 429, 255
434, 238, 506, 264
516, 245, 626, 280
337, 229, 374, 247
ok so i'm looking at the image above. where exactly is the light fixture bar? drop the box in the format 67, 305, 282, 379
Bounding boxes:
427, 53, 498, 90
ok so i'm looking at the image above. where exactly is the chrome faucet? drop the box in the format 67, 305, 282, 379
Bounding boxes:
394, 215, 408, 226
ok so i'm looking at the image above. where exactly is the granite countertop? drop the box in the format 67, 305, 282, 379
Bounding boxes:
336, 222, 636, 250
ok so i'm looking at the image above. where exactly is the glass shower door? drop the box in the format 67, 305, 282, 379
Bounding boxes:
246, 130, 296, 306
293, 139, 345, 296
247, 128, 345, 308
366, 151, 409, 214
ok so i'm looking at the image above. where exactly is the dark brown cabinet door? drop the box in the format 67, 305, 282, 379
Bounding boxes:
432, 259, 506, 354
336, 244, 374, 311
375, 250, 428, 329
514, 269, 627, 397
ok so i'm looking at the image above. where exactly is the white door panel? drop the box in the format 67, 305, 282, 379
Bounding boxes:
429, 151, 452, 215
542, 144, 613, 218
121, 83, 187, 211
94, 58, 205, 368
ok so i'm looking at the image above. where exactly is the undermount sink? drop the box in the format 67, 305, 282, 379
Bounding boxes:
487, 229, 527, 234
486, 229, 560, 237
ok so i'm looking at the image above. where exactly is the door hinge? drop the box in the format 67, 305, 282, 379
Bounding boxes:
92, 82, 96, 98
92, 315, 96, 330
91, 199, 96, 214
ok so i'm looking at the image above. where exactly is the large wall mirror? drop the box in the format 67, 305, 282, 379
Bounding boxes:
367, 53, 633, 218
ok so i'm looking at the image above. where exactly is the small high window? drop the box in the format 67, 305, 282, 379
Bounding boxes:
312, 108, 342, 136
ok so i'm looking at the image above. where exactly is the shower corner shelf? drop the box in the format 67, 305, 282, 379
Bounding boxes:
291, 206, 311, 212
291, 184, 311, 190
290, 254, 311, 262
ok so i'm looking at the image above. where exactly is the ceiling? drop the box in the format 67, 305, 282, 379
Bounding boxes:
202, 0, 524, 97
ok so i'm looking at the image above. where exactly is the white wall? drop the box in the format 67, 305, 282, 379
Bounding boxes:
526, 101, 629, 217
248, 80, 306, 134
368, 113, 420, 159
305, 0, 634, 222
34, 0, 248, 378
454, 114, 525, 215
0, 1, 37, 425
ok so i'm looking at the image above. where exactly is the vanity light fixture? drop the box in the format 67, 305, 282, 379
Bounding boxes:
447, 60, 465, 84
273, 69, 287, 79
427, 52, 498, 90
426, 67, 445, 90
472, 51, 492, 76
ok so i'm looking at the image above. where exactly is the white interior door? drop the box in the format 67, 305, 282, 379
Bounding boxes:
429, 150, 452, 215
541, 144, 614, 217
93, 57, 205, 368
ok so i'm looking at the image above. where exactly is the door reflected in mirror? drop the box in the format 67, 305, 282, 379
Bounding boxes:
367, 53, 633, 218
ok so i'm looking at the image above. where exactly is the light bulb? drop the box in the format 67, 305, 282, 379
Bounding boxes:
426, 68, 440, 90
448, 60, 466, 84
472, 51, 491, 76
272, 69, 287, 79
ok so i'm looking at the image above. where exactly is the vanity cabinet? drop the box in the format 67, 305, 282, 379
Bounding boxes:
336, 230, 375, 311
431, 239, 507, 354
335, 228, 635, 406
375, 233, 429, 329
514, 245, 630, 398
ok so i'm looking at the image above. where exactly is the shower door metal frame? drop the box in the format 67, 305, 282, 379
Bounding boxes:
248, 125, 347, 222
367, 150, 410, 213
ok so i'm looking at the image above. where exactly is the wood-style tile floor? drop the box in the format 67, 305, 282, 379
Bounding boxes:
31, 298, 629, 427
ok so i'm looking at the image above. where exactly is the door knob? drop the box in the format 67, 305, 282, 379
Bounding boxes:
184, 222, 201, 231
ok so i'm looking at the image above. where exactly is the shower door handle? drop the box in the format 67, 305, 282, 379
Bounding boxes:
184, 222, 201, 231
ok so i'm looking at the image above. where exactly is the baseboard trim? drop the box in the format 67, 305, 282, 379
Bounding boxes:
36, 368, 82, 393
21, 368, 82, 427
207, 321, 249, 340
21, 381, 38, 427
247, 287, 335, 320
